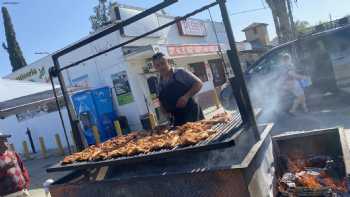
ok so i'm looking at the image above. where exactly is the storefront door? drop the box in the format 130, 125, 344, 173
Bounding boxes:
189, 62, 208, 82
208, 59, 226, 87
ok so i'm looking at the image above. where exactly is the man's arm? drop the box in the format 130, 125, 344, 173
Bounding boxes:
184, 81, 203, 99
15, 153, 30, 189
176, 70, 203, 108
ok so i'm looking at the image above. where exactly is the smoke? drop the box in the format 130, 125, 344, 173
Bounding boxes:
247, 66, 287, 123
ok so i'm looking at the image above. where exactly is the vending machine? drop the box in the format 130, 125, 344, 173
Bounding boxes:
91, 87, 118, 140
71, 91, 98, 145
72, 87, 118, 144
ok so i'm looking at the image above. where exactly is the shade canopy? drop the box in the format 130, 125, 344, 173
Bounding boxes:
0, 78, 84, 119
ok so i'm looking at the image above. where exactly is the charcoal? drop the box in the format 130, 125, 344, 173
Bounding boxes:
325, 160, 344, 180
305, 168, 322, 176
307, 155, 332, 168
281, 172, 296, 185
278, 155, 349, 196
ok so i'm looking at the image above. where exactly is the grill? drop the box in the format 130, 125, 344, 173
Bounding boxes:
273, 128, 350, 196
47, 112, 243, 173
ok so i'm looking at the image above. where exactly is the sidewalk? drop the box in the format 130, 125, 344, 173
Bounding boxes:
21, 150, 72, 197
29, 189, 47, 197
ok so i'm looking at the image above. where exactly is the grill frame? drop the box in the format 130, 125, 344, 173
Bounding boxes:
47, 112, 244, 173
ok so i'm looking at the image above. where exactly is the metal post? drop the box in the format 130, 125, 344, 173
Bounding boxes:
49, 68, 72, 154
52, 60, 85, 151
39, 136, 48, 159
22, 141, 31, 160
217, 0, 260, 140
26, 128, 36, 153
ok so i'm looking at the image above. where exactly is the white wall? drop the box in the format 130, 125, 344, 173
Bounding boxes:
0, 108, 73, 154
98, 58, 145, 130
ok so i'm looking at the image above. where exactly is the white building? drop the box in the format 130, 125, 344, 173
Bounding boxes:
2, 4, 252, 152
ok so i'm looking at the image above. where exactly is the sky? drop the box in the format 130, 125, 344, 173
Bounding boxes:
0, 0, 349, 77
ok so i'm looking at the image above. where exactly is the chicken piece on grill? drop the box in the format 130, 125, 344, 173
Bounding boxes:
62, 153, 81, 164
148, 138, 172, 151
175, 122, 210, 135
125, 143, 145, 156
61, 111, 232, 165
165, 132, 181, 148
109, 147, 126, 158
180, 130, 210, 146
201, 112, 231, 125
88, 148, 109, 161
75, 147, 96, 162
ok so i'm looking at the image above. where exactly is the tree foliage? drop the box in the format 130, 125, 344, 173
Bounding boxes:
295, 20, 310, 34
2, 6, 27, 72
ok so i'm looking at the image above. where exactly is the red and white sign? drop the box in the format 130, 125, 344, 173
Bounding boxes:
177, 19, 207, 37
167, 44, 219, 57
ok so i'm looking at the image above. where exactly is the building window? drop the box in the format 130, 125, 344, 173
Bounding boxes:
189, 62, 208, 82
208, 59, 226, 87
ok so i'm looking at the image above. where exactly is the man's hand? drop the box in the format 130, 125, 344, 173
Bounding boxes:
176, 95, 189, 108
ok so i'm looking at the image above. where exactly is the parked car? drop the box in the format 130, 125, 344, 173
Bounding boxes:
221, 19, 350, 114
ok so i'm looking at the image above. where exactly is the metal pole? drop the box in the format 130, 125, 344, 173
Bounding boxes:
217, 0, 260, 140
51, 61, 85, 151
49, 69, 72, 154
26, 128, 36, 153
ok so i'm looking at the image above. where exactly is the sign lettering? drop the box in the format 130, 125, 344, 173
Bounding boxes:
167, 44, 219, 57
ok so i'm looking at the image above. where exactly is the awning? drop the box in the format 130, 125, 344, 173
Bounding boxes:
0, 78, 85, 119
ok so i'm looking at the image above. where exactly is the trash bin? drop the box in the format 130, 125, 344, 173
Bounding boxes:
140, 114, 153, 131
117, 116, 130, 134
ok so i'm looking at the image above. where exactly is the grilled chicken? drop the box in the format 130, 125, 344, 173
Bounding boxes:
61, 112, 232, 165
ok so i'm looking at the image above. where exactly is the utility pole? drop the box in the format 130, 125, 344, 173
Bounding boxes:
286, 0, 296, 39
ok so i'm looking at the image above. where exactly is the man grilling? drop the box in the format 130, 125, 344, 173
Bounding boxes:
152, 52, 204, 126
0, 132, 30, 197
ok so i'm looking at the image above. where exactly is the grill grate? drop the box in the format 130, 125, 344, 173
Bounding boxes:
281, 187, 332, 196
47, 112, 243, 173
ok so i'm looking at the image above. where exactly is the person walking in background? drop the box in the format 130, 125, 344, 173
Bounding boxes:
280, 54, 309, 114
0, 132, 30, 197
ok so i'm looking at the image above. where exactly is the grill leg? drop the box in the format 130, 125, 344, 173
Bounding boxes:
217, 0, 260, 140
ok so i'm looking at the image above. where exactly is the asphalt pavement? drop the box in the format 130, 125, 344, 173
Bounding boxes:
22, 152, 72, 197
257, 91, 350, 134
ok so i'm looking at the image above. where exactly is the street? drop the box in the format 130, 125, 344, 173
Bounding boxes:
257, 91, 350, 134
21, 153, 71, 197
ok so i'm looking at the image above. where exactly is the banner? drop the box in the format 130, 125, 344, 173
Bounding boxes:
111, 71, 134, 106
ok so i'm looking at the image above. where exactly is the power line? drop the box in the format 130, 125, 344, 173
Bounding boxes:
230, 7, 268, 16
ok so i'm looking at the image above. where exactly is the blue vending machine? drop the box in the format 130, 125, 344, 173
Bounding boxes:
91, 87, 118, 141
71, 91, 98, 145
72, 87, 118, 145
